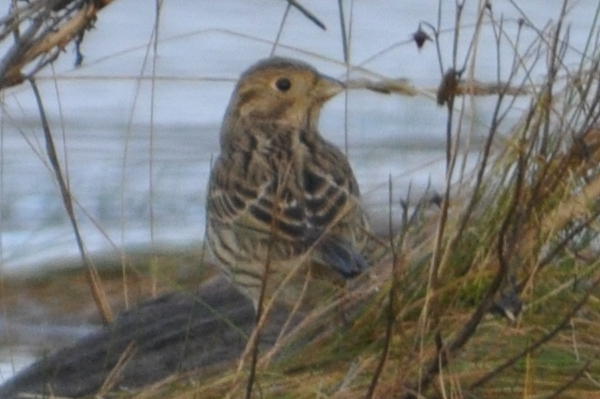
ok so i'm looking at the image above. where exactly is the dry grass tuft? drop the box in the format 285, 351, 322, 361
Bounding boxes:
135, 4, 600, 398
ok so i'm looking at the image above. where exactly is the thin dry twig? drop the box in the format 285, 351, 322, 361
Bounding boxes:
545, 360, 593, 399
337, 0, 348, 63
0, 0, 115, 89
346, 77, 529, 97
286, 0, 326, 30
29, 78, 113, 325
365, 176, 400, 398
97, 341, 137, 396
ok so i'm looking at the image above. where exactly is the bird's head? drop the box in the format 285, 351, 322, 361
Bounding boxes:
221, 57, 345, 135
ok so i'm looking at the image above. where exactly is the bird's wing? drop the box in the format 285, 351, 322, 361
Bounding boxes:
300, 139, 370, 277
207, 144, 308, 245
208, 127, 370, 277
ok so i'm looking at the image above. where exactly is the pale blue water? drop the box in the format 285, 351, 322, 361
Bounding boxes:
0, 0, 598, 381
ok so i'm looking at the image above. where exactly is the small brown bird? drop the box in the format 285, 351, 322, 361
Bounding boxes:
206, 57, 372, 311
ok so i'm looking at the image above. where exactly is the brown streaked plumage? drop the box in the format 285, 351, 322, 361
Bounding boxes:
206, 57, 372, 311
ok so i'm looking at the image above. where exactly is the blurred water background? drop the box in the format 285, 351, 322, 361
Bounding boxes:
0, 0, 598, 382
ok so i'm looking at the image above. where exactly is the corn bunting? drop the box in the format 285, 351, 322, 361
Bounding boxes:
206, 57, 372, 311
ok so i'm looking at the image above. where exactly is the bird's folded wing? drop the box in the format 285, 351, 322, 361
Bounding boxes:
208, 155, 307, 240
208, 141, 369, 277
301, 144, 369, 277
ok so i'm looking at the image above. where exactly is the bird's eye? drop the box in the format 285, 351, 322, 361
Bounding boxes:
275, 77, 292, 92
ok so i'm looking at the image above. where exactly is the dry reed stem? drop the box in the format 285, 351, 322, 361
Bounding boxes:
29, 78, 113, 324
97, 341, 137, 396
346, 77, 530, 98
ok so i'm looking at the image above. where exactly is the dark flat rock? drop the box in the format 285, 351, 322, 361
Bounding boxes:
0, 277, 291, 398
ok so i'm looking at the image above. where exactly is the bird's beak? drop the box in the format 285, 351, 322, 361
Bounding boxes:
313, 74, 345, 101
